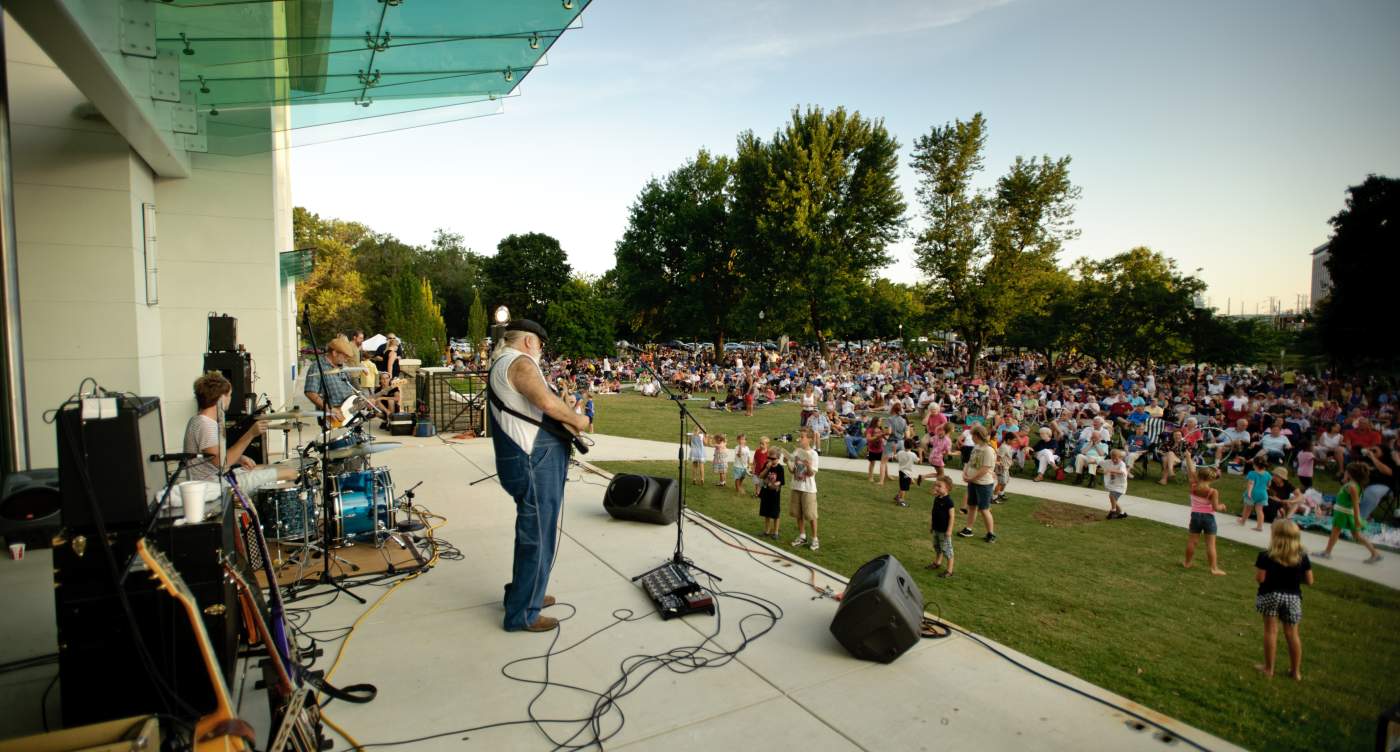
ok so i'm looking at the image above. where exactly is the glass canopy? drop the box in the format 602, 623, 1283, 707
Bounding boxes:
129, 0, 590, 154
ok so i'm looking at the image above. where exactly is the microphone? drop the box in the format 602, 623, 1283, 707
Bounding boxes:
151, 452, 201, 462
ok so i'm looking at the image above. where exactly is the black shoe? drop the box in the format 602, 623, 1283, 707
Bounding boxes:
1116, 511, 1128, 519
984, 533, 998, 543
957, 527, 975, 538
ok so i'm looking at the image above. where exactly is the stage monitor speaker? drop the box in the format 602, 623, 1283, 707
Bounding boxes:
603, 474, 679, 525
829, 554, 924, 663
57, 396, 167, 529
207, 314, 237, 352
202, 351, 253, 416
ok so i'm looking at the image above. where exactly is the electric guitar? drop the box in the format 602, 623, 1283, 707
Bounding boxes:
225, 472, 293, 671
135, 539, 255, 752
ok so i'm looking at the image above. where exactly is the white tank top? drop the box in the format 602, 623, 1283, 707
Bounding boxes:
490, 347, 544, 454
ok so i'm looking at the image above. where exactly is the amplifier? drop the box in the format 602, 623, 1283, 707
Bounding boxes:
207, 314, 237, 352
54, 506, 238, 726
57, 396, 167, 530
203, 350, 253, 416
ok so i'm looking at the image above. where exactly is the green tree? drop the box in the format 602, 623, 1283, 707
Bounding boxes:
1002, 269, 1088, 380
842, 278, 925, 342
614, 149, 745, 352
417, 229, 484, 336
1313, 175, 1400, 373
545, 276, 616, 357
911, 113, 1080, 374
293, 208, 373, 337
734, 106, 906, 350
383, 274, 447, 366
1073, 247, 1205, 368
483, 232, 572, 323
467, 287, 488, 352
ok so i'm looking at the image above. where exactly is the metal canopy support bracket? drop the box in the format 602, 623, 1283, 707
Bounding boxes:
150, 49, 181, 102
119, 0, 157, 58
8, 0, 191, 177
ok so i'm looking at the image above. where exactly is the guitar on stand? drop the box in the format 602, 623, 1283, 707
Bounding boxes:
135, 539, 256, 752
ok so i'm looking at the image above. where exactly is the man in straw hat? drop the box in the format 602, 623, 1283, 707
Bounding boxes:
304, 334, 360, 425
488, 319, 590, 633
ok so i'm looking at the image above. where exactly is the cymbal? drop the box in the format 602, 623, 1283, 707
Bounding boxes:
327, 442, 402, 461
265, 419, 311, 430
261, 409, 324, 421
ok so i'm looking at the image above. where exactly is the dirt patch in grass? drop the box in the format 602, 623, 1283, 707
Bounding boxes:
1032, 500, 1104, 527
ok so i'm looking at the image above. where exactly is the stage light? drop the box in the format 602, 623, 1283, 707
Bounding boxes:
494, 305, 510, 324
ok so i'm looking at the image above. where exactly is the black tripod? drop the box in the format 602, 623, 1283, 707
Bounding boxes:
627, 350, 721, 583
297, 306, 365, 604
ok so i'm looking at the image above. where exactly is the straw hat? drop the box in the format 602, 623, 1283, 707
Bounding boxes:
1271, 466, 1290, 480
327, 335, 357, 358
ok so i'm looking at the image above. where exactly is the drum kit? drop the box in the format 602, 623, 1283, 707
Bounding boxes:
253, 396, 424, 578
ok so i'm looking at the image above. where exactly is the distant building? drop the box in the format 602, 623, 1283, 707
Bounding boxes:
1310, 242, 1331, 309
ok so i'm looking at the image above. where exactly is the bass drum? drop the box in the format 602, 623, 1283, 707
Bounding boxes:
330, 468, 395, 543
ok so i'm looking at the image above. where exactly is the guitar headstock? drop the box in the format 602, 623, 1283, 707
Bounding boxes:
135, 538, 196, 605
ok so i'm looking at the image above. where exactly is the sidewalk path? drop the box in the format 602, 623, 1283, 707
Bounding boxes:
584, 432, 1400, 591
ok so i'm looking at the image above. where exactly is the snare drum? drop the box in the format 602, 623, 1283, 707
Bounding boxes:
255, 482, 316, 541
330, 468, 395, 542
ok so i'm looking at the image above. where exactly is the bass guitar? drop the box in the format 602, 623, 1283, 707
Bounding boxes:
135, 539, 255, 752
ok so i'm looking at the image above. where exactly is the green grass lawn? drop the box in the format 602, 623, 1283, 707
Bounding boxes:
596, 459, 1400, 752
593, 390, 806, 445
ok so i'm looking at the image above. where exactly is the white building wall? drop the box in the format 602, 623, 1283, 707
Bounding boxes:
5, 19, 292, 467
1310, 244, 1331, 309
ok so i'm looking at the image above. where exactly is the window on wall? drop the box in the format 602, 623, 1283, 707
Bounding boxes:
142, 203, 158, 305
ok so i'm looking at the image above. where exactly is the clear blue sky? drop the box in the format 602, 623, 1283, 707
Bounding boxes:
290, 0, 1400, 316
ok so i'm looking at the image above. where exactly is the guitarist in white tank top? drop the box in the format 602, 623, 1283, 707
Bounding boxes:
488, 320, 591, 633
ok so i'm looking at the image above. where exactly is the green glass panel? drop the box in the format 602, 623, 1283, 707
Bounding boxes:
116, 0, 591, 155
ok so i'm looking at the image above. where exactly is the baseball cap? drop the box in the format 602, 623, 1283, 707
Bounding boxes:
506, 319, 548, 342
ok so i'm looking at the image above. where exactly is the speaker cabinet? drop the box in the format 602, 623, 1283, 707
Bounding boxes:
603, 474, 679, 525
830, 554, 924, 663
57, 396, 167, 529
202, 351, 253, 416
207, 314, 238, 352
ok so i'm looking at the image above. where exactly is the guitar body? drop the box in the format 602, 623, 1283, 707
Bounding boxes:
136, 539, 253, 752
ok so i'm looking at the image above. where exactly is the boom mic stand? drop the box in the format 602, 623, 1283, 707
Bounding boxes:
626, 347, 721, 584
296, 305, 365, 604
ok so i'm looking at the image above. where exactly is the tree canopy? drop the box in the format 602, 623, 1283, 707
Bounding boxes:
483, 232, 572, 324
1313, 175, 1399, 373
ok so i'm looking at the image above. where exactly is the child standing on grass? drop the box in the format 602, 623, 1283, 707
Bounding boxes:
1316, 462, 1384, 563
993, 432, 1015, 503
927, 477, 956, 578
894, 439, 918, 507
1241, 456, 1271, 531
1295, 440, 1315, 490
582, 390, 595, 433
751, 436, 771, 498
1255, 518, 1313, 680
790, 429, 821, 551
732, 433, 754, 495
711, 433, 731, 487
758, 446, 785, 539
865, 417, 886, 484
688, 429, 706, 485
1183, 454, 1228, 575
1100, 448, 1129, 520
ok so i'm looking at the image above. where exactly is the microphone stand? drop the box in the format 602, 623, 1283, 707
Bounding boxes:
120, 456, 193, 586
297, 305, 365, 604
626, 347, 720, 582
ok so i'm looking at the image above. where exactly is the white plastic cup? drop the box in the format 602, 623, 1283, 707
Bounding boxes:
180, 481, 207, 523
9, 542, 24, 560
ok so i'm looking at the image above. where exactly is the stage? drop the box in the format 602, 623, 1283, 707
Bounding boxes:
0, 429, 1241, 750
